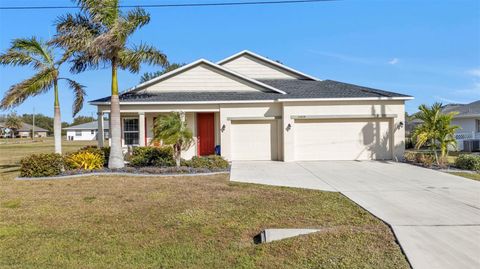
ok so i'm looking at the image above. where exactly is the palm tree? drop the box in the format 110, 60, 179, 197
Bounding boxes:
4, 112, 23, 138
152, 112, 193, 167
139, 63, 184, 83
413, 103, 459, 165
0, 37, 85, 152
53, 0, 168, 168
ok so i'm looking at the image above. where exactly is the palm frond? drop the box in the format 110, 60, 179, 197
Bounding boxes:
117, 7, 150, 39
0, 50, 42, 69
75, 0, 119, 27
61, 78, 86, 116
11, 37, 53, 66
0, 68, 57, 110
119, 44, 168, 73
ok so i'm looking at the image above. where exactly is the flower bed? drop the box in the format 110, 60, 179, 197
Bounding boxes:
19, 145, 230, 178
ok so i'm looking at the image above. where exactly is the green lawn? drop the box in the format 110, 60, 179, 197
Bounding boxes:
0, 138, 409, 268
448, 172, 480, 181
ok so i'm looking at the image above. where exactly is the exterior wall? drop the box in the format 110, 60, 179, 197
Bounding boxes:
219, 103, 282, 161
112, 100, 406, 162
66, 130, 97, 141
221, 55, 301, 80
139, 64, 266, 94
453, 118, 478, 134
282, 100, 406, 161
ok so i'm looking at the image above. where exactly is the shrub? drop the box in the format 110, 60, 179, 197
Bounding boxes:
183, 155, 229, 170
129, 146, 175, 167
65, 151, 104, 170
20, 153, 64, 177
455, 155, 480, 171
404, 151, 435, 167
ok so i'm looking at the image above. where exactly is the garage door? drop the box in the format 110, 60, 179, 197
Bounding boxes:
231, 120, 278, 160
294, 118, 392, 160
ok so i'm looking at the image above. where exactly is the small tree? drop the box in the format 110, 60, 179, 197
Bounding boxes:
152, 112, 193, 167
5, 113, 23, 138
139, 63, 184, 83
413, 103, 459, 165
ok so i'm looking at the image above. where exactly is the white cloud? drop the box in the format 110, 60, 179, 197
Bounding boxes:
467, 68, 480, 77
388, 58, 399, 65
434, 96, 462, 104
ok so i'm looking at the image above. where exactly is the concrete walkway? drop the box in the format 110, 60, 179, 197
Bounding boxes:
231, 161, 480, 269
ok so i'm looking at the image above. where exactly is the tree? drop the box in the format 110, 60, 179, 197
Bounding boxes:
21, 114, 54, 134
0, 37, 85, 153
152, 112, 193, 167
72, 115, 95, 126
5, 113, 23, 138
53, 0, 168, 168
413, 103, 459, 165
139, 63, 184, 83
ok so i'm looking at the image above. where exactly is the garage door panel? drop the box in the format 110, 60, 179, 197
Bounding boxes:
294, 119, 392, 161
231, 120, 278, 160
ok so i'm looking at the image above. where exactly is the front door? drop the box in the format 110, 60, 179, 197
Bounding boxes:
197, 113, 215, 156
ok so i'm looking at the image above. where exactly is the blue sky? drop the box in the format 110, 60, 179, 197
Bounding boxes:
0, 0, 479, 122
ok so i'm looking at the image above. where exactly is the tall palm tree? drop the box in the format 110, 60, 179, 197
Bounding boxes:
0, 37, 85, 153
152, 112, 193, 167
53, 0, 168, 168
413, 102, 459, 165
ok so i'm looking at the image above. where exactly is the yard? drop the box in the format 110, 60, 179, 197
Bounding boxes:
0, 139, 409, 268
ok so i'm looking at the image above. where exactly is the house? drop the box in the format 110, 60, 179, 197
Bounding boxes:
90, 50, 413, 161
63, 121, 110, 141
0, 122, 48, 138
443, 101, 480, 151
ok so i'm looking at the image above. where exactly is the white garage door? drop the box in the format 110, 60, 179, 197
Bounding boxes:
294, 118, 392, 161
231, 120, 278, 160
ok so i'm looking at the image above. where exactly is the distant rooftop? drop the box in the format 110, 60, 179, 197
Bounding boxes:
63, 121, 110, 130
0, 122, 48, 132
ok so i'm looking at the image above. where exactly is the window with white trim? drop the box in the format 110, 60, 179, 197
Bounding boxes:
75, 130, 81, 136
476, 119, 480, 133
123, 118, 139, 145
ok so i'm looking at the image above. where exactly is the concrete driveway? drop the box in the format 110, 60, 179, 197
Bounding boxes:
231, 161, 480, 269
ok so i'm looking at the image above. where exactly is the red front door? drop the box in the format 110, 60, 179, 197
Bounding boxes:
197, 113, 215, 156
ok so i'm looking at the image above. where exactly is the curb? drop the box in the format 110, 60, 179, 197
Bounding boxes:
15, 171, 230, 181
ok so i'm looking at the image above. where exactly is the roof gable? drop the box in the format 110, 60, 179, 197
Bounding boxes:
218, 50, 319, 81
127, 59, 286, 95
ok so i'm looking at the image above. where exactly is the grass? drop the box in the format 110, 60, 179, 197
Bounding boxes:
0, 137, 409, 268
448, 172, 480, 181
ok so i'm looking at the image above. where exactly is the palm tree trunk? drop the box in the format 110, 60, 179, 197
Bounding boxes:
108, 60, 125, 169
53, 80, 62, 154
431, 138, 439, 165
175, 144, 181, 167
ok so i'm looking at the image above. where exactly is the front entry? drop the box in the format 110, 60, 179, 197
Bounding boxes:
197, 113, 215, 156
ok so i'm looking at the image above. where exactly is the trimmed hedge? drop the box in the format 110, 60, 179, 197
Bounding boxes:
182, 155, 229, 170
455, 155, 480, 171
20, 153, 64, 177
129, 146, 175, 167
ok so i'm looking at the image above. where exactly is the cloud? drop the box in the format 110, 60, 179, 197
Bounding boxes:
467, 68, 480, 77
388, 58, 399, 65
434, 96, 462, 104
308, 50, 374, 65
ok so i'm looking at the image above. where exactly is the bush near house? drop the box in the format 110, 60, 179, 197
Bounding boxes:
20, 153, 64, 177
129, 146, 175, 167
404, 151, 435, 167
65, 146, 106, 170
455, 155, 480, 171
182, 155, 230, 170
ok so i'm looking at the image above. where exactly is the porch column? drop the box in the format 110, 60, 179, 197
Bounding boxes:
97, 111, 104, 147
139, 112, 145, 146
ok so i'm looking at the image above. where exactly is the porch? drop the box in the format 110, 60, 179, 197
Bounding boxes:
97, 110, 221, 160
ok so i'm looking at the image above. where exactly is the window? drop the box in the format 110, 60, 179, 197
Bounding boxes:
123, 118, 139, 145
476, 119, 480, 133
75, 130, 82, 136
104, 130, 109, 139
91, 130, 95, 135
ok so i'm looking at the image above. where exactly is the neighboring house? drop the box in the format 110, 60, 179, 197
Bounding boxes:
443, 101, 480, 151
90, 50, 412, 161
0, 122, 48, 138
63, 121, 110, 141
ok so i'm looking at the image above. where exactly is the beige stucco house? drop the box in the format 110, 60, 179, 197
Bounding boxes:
90, 50, 413, 162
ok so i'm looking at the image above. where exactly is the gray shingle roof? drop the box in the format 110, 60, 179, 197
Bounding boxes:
442, 100, 480, 118
63, 121, 110, 130
0, 122, 48, 132
90, 79, 411, 103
